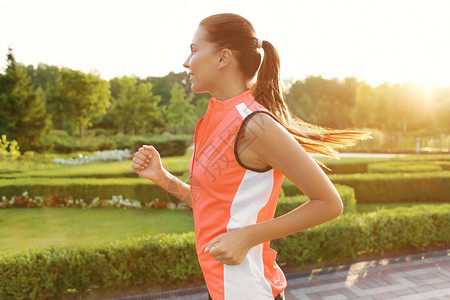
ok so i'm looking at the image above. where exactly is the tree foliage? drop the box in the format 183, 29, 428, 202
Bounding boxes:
0, 48, 52, 151
165, 82, 196, 134
107, 75, 162, 135
58, 68, 111, 139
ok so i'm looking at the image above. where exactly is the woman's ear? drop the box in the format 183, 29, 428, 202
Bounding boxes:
217, 48, 233, 69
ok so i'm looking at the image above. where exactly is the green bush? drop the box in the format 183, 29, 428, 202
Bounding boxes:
0, 134, 21, 161
319, 154, 450, 174
0, 232, 201, 299
42, 131, 116, 153
367, 161, 442, 173
132, 134, 193, 157
109, 134, 193, 157
0, 178, 170, 204
0, 205, 448, 299
282, 171, 450, 203
272, 204, 450, 265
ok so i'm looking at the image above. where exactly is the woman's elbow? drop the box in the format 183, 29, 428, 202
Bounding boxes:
331, 197, 343, 218
336, 198, 344, 218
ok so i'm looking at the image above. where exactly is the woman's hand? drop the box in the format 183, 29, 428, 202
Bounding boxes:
131, 145, 164, 182
205, 227, 254, 266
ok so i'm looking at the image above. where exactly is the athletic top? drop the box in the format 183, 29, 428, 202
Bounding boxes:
189, 89, 287, 300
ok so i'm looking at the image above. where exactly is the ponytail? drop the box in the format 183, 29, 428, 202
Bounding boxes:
199, 13, 372, 170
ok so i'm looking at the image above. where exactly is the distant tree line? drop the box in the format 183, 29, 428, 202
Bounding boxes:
0, 47, 448, 152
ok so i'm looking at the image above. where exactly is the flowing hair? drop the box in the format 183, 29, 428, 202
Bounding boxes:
199, 13, 372, 170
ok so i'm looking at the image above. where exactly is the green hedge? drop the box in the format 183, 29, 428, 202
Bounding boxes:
272, 204, 450, 265
0, 204, 448, 299
276, 184, 356, 215
319, 155, 450, 174
131, 134, 193, 158
367, 162, 442, 173
0, 233, 200, 299
0, 178, 169, 204
4, 171, 449, 205
42, 131, 117, 153
282, 171, 450, 203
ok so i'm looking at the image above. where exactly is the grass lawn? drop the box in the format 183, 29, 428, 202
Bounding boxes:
1, 202, 440, 256
0, 208, 194, 255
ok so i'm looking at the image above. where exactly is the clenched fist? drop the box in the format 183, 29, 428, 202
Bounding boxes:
131, 145, 164, 182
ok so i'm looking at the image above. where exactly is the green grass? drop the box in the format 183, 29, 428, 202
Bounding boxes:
0, 149, 194, 179
1, 151, 447, 256
0, 208, 194, 255
0, 202, 438, 255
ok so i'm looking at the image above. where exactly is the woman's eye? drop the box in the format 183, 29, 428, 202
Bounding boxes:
190, 49, 196, 53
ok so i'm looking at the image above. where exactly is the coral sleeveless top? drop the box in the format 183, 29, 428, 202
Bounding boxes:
189, 89, 287, 300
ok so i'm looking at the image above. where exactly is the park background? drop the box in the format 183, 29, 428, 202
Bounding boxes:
0, 0, 449, 299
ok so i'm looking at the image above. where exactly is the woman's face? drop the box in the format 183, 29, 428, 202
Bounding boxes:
183, 26, 220, 93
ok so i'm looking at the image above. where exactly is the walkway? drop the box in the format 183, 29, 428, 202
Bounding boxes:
110, 249, 450, 300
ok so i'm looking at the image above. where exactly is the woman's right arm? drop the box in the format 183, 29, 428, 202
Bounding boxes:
154, 168, 193, 208
131, 145, 193, 208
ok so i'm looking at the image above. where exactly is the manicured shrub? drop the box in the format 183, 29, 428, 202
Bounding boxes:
282, 171, 450, 203
272, 204, 450, 265
0, 178, 169, 204
367, 161, 442, 173
0, 205, 448, 299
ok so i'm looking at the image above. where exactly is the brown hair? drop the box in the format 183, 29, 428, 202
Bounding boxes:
199, 13, 372, 169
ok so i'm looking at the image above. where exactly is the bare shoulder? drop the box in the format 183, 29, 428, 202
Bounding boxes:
245, 112, 341, 202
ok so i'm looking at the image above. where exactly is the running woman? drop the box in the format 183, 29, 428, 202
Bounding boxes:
132, 13, 371, 300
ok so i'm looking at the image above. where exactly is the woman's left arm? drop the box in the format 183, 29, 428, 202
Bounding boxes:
206, 113, 343, 265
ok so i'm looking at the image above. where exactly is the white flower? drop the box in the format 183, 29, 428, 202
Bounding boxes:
53, 149, 132, 165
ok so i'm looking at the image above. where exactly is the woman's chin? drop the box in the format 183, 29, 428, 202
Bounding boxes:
190, 84, 205, 94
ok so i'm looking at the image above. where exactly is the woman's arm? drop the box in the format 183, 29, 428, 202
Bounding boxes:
132, 145, 193, 208
205, 113, 342, 265
154, 168, 193, 208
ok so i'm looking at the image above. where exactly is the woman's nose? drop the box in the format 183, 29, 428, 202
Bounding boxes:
183, 57, 190, 69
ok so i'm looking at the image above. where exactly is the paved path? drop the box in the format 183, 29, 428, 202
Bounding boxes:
283, 249, 450, 300
110, 249, 450, 300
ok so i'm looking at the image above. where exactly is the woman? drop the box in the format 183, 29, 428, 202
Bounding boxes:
132, 13, 371, 300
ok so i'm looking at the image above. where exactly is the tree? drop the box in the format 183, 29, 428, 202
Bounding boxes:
0, 48, 52, 151
58, 67, 111, 139
165, 82, 196, 134
31, 63, 64, 129
351, 81, 377, 128
106, 75, 163, 135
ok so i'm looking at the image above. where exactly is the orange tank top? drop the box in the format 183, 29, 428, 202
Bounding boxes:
189, 89, 287, 300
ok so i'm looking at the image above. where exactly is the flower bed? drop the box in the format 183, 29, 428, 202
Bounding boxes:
0, 191, 188, 210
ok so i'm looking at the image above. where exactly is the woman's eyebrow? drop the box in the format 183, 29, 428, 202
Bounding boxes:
190, 43, 199, 48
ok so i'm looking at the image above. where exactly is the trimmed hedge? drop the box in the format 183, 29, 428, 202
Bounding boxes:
272, 204, 450, 265
276, 184, 356, 215
3, 171, 449, 205
0, 204, 448, 299
282, 171, 450, 203
320, 155, 450, 174
367, 162, 442, 173
0, 233, 200, 299
0, 178, 169, 204
131, 134, 193, 158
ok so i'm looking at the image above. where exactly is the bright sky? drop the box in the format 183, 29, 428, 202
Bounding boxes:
1, 0, 449, 89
